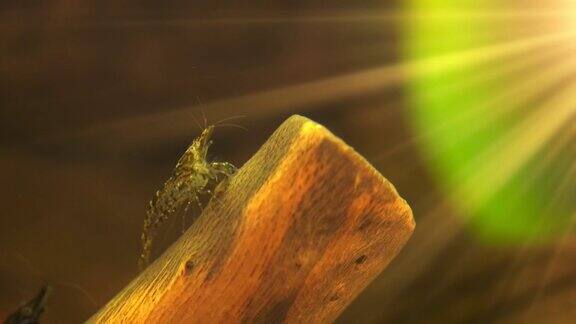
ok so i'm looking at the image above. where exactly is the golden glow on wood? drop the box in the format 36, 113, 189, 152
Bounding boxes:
88, 115, 415, 323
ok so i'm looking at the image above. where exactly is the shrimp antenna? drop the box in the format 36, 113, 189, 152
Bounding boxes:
214, 123, 249, 132
201, 106, 207, 129
215, 115, 246, 126
194, 96, 209, 129
184, 110, 203, 132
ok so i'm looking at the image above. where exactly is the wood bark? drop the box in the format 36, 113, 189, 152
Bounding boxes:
88, 115, 414, 323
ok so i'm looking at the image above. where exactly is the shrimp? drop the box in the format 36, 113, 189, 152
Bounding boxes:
139, 125, 236, 269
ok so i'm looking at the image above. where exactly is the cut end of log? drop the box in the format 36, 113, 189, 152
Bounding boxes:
89, 114, 415, 323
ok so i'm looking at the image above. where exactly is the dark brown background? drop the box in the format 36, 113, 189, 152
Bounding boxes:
1, 1, 575, 323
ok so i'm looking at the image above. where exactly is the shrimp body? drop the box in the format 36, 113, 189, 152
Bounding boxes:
139, 125, 236, 269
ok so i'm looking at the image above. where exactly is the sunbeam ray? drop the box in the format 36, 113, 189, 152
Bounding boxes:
372, 42, 576, 163
43, 28, 576, 152
454, 82, 576, 213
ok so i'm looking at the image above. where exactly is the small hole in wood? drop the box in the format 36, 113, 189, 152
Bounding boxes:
184, 260, 195, 274
355, 255, 368, 265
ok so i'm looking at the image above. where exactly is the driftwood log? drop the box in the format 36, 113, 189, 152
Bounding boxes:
88, 115, 415, 323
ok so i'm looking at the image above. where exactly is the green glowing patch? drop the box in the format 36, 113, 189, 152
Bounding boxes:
403, 0, 574, 243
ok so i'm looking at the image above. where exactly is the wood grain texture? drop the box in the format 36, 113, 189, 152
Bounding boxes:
87, 115, 415, 323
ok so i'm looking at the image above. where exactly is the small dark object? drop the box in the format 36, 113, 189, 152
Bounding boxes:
4, 286, 51, 324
